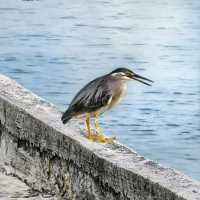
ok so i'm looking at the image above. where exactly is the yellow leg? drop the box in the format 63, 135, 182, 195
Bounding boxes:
93, 114, 115, 143
85, 113, 116, 143
85, 114, 93, 139
95, 114, 102, 134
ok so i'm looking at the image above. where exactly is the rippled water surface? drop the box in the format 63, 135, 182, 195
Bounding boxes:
0, 0, 199, 180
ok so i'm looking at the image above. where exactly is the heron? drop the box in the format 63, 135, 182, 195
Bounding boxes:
61, 68, 153, 143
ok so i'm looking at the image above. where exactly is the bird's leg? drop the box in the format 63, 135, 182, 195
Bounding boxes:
85, 114, 93, 139
85, 113, 115, 143
94, 113, 115, 143
94, 114, 103, 135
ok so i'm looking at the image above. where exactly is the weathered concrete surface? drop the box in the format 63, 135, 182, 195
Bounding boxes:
0, 166, 56, 200
0, 74, 199, 200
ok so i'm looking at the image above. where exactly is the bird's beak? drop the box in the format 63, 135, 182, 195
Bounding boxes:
131, 73, 153, 86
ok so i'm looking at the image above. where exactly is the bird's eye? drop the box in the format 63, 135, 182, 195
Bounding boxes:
128, 72, 134, 77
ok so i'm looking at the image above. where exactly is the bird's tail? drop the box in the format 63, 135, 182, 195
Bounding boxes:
61, 110, 72, 124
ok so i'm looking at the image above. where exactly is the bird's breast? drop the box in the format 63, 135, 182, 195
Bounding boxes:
108, 82, 127, 109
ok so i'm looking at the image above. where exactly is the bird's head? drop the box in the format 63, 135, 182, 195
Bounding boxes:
110, 67, 153, 86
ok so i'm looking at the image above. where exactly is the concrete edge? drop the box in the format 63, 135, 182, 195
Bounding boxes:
0, 74, 199, 200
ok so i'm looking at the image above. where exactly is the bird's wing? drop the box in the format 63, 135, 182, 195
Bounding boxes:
67, 75, 112, 115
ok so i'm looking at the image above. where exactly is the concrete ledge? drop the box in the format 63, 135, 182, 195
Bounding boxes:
0, 74, 199, 200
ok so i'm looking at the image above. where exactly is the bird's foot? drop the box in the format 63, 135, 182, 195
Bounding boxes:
95, 133, 116, 144
85, 132, 116, 144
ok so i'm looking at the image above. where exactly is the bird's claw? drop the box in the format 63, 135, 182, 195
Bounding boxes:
85, 132, 116, 144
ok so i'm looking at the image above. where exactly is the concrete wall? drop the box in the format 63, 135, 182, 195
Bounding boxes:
0, 74, 199, 200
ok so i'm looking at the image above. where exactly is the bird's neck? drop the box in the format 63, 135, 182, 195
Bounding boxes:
112, 79, 128, 96
107, 80, 128, 110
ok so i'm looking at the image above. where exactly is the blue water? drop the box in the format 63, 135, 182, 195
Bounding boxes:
0, 0, 199, 180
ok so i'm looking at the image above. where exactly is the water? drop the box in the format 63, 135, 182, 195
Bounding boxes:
0, 0, 199, 181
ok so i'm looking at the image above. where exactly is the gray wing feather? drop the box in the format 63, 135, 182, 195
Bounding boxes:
66, 75, 112, 115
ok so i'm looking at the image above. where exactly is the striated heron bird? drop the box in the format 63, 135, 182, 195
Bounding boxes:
61, 68, 153, 143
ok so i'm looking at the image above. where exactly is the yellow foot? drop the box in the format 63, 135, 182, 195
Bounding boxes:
85, 132, 116, 144
94, 133, 116, 143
